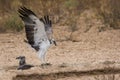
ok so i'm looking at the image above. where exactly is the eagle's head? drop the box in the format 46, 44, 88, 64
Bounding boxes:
49, 39, 57, 46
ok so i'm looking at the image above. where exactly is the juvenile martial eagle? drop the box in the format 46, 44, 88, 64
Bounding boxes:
18, 7, 57, 65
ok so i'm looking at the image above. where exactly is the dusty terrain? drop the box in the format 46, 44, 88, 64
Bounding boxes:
0, 0, 120, 80
0, 29, 120, 80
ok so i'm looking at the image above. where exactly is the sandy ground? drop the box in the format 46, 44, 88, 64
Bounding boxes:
0, 30, 120, 80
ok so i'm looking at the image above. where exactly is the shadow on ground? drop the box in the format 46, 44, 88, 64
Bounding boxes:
13, 67, 120, 80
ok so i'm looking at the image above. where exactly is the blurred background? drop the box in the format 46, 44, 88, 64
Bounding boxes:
0, 1, 120, 79
0, 0, 120, 41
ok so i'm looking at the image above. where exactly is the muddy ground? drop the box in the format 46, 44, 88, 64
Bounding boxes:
0, 30, 120, 80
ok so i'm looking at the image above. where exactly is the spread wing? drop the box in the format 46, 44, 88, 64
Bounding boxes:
40, 16, 57, 45
18, 7, 48, 51
40, 16, 53, 40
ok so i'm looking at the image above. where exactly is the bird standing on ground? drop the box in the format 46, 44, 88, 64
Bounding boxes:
16, 56, 34, 70
18, 7, 57, 66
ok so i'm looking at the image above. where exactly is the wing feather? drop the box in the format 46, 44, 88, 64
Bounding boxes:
40, 16, 53, 40
18, 7, 47, 51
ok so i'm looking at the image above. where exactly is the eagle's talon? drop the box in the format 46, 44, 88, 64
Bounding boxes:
41, 63, 52, 66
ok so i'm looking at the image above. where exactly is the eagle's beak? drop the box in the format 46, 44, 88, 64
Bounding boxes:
53, 41, 57, 46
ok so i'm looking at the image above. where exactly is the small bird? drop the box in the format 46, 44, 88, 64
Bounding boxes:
18, 6, 57, 66
16, 56, 34, 70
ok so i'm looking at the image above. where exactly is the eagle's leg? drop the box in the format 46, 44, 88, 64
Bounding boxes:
38, 49, 46, 64
38, 49, 51, 66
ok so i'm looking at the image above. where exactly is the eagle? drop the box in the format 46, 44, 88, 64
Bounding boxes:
18, 7, 57, 66
16, 56, 34, 70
